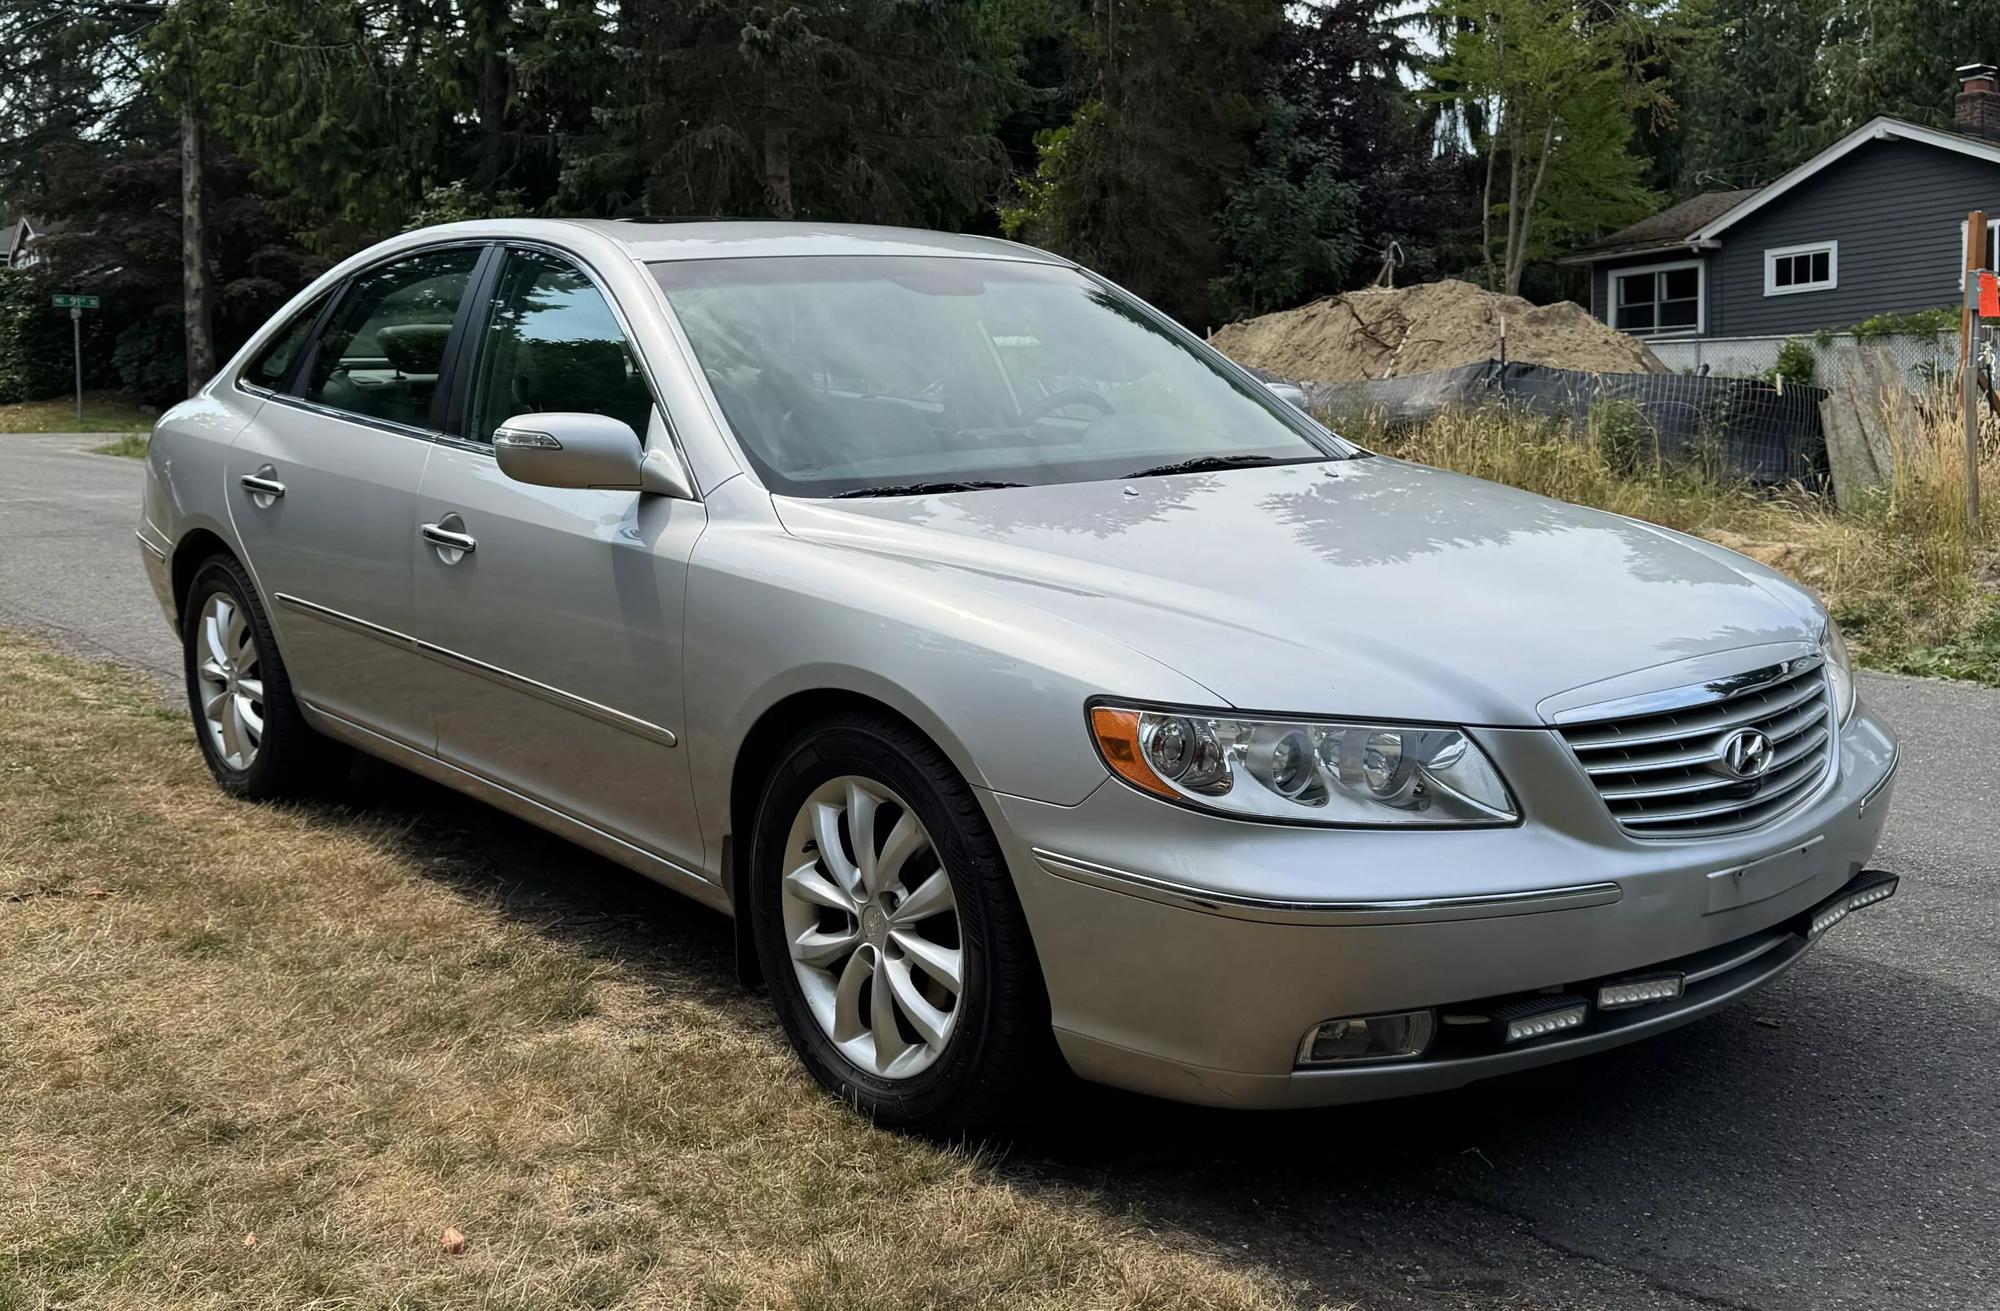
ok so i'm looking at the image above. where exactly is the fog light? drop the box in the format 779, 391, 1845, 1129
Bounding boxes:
1298, 1010, 1435, 1065
1809, 872, 1898, 939
1596, 973, 1685, 1011
1846, 881, 1895, 911
1491, 996, 1588, 1044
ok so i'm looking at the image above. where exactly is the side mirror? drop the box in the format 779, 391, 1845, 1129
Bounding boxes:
493, 411, 692, 498
1263, 380, 1310, 411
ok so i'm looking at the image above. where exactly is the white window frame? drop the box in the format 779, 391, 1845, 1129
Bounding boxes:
1960, 218, 2000, 287
1607, 258, 1706, 339
1764, 241, 1838, 297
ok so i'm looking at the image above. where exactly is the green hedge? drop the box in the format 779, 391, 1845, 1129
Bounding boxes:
0, 270, 182, 406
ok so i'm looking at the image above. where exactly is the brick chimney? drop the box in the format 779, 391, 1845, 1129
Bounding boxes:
1958, 64, 2000, 142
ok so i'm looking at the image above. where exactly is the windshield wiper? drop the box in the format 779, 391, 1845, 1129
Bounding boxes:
832, 479, 1029, 498
1120, 453, 1308, 479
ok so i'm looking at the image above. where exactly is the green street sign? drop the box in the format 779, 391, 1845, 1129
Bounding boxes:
51, 293, 99, 309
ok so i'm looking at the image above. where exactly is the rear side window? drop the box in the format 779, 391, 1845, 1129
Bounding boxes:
243, 292, 329, 391
300, 247, 481, 429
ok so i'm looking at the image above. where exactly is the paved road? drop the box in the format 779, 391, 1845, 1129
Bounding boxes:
4, 431, 1997, 1310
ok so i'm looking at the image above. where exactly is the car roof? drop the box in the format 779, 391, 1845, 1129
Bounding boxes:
545, 218, 1068, 265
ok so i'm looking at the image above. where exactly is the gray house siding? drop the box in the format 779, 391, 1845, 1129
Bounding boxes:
1583, 137, 2000, 341
1709, 138, 2000, 336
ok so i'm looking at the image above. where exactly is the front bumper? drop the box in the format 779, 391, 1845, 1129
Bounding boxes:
990, 705, 1899, 1109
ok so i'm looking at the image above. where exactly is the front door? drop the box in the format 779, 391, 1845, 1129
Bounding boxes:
227, 244, 485, 749
410, 246, 708, 873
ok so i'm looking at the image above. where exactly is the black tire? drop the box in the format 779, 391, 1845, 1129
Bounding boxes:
181, 554, 350, 799
748, 712, 1049, 1134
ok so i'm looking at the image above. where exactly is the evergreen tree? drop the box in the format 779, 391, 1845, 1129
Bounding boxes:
1278, 0, 1477, 287
566, 0, 1020, 228
1212, 97, 1363, 316
1001, 0, 1284, 326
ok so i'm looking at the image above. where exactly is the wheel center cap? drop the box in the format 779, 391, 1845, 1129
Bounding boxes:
861, 904, 888, 944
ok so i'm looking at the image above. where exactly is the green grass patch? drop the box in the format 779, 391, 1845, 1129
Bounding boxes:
90, 431, 150, 458
0, 391, 155, 434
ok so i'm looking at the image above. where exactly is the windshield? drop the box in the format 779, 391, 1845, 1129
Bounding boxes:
651, 255, 1350, 496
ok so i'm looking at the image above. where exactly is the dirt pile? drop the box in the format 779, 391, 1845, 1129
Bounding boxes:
1212, 279, 1668, 381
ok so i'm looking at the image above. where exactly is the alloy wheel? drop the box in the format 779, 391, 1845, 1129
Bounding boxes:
779, 775, 964, 1079
194, 591, 265, 771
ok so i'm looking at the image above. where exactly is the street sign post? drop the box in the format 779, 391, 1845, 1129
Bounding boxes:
51, 293, 99, 424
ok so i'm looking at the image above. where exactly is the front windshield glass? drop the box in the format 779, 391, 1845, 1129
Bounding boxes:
651, 255, 1350, 496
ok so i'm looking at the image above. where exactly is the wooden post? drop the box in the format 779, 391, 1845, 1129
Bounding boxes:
1964, 211, 1985, 526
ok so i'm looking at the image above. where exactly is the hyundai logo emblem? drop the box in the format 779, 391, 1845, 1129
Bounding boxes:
1716, 727, 1775, 780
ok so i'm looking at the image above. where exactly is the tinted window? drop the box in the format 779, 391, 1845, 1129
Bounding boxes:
244, 292, 330, 391
301, 247, 480, 429
462, 249, 652, 445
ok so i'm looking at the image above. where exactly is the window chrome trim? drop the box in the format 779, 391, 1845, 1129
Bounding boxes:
272, 592, 679, 748
239, 386, 445, 446
1031, 848, 1621, 926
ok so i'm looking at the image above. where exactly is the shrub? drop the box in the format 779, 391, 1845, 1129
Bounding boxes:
1767, 337, 1817, 387
0, 269, 122, 405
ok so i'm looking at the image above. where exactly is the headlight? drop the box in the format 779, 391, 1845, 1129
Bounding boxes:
1822, 619, 1856, 725
1089, 704, 1517, 825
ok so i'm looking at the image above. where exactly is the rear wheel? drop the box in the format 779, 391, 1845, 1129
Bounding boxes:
749, 713, 1047, 1132
181, 555, 350, 798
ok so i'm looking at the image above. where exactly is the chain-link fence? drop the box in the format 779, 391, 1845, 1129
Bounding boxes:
1649, 331, 1960, 390
1293, 360, 1828, 486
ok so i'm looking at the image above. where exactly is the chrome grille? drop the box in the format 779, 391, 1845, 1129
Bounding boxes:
1558, 657, 1834, 839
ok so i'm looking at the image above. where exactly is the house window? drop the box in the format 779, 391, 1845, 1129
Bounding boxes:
1610, 261, 1703, 337
1764, 242, 1837, 296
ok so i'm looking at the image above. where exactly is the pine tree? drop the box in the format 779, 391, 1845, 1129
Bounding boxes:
566, 0, 1020, 228
1001, 0, 1285, 326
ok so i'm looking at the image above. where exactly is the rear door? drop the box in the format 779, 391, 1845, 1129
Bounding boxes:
409, 245, 708, 872
226, 243, 487, 750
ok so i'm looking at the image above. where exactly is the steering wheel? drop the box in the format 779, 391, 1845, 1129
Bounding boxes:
1020, 388, 1115, 425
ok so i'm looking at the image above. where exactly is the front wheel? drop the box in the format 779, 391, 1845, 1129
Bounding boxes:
748, 714, 1048, 1132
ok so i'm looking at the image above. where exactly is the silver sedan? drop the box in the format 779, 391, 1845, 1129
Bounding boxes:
138, 220, 1900, 1130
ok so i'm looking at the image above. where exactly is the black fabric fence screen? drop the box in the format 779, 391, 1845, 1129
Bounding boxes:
1271, 361, 1830, 487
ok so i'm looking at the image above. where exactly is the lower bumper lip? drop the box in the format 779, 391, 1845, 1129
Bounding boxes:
1296, 867, 1900, 1071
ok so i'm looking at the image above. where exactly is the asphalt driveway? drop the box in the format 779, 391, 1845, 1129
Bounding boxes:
3, 431, 1996, 1309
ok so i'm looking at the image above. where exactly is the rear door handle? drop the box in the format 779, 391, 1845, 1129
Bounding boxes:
239, 474, 286, 501
420, 522, 477, 556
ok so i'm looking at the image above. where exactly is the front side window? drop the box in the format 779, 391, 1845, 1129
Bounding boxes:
1612, 264, 1702, 337
653, 255, 1344, 496
243, 291, 330, 391
300, 246, 481, 429
1765, 242, 1837, 296
462, 249, 653, 445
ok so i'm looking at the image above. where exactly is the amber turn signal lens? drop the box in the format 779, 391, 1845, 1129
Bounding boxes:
1089, 706, 1176, 797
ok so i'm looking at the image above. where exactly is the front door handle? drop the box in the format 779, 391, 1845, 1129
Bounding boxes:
239, 473, 286, 505
421, 521, 477, 561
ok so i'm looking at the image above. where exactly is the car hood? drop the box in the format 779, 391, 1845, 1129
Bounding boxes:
771, 458, 1825, 725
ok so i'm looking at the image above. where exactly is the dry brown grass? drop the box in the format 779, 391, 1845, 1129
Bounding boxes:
1342, 397, 2000, 684
0, 633, 1310, 1310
